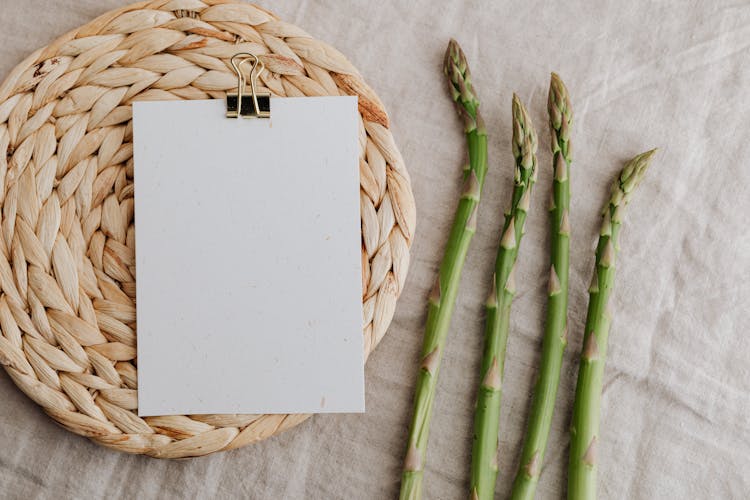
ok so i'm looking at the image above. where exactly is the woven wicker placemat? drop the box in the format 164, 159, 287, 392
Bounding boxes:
0, 0, 415, 458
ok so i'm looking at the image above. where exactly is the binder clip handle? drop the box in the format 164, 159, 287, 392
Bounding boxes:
226, 53, 271, 118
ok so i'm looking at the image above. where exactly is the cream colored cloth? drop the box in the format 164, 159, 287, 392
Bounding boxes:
1, 1, 748, 498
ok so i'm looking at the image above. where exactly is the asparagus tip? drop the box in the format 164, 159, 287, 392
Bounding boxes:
443, 39, 481, 132
548, 73, 572, 153
611, 148, 658, 207
511, 94, 538, 172
548, 73, 571, 110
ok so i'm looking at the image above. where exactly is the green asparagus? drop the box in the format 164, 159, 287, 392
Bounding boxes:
511, 73, 573, 500
470, 94, 538, 500
399, 39, 488, 500
567, 149, 657, 500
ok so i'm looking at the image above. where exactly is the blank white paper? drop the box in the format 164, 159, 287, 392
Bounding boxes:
133, 97, 363, 416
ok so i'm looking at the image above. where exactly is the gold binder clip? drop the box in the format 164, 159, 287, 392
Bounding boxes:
226, 53, 271, 118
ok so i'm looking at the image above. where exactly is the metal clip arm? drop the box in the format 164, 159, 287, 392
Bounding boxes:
226, 53, 271, 118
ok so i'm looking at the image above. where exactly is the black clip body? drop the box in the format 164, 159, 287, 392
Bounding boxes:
226, 94, 271, 118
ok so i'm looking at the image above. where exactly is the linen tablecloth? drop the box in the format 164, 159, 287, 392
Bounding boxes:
1, 1, 748, 498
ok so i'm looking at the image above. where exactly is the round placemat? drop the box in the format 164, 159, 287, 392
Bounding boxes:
0, 1, 415, 458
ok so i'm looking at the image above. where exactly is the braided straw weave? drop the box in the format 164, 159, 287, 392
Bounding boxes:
0, 1, 415, 458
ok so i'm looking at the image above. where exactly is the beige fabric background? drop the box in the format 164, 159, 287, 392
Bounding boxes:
1, 1, 749, 499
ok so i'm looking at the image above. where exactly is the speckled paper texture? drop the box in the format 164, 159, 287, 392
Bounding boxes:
133, 97, 363, 416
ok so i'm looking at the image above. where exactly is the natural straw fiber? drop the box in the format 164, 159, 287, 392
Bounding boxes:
0, 1, 415, 458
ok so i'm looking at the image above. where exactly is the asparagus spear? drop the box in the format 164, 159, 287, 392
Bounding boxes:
399, 39, 488, 500
510, 73, 573, 500
567, 149, 657, 500
470, 94, 538, 500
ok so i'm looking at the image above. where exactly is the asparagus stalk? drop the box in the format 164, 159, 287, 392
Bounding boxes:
470, 95, 538, 500
510, 73, 573, 500
567, 149, 657, 500
399, 39, 488, 500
